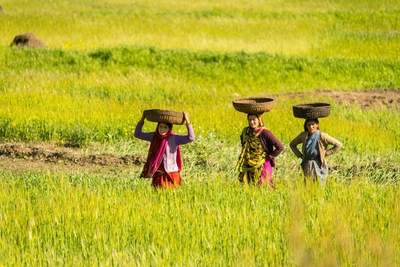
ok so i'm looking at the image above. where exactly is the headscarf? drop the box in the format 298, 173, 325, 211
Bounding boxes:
247, 113, 265, 135
247, 113, 265, 126
301, 118, 321, 164
140, 123, 182, 178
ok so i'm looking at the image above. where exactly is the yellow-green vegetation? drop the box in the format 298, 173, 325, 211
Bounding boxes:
0, 173, 399, 265
0, 0, 399, 265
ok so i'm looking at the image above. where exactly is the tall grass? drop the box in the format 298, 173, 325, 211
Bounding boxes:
0, 172, 399, 266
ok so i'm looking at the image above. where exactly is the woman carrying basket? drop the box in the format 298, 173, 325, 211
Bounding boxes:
235, 113, 284, 189
134, 111, 194, 188
290, 118, 342, 184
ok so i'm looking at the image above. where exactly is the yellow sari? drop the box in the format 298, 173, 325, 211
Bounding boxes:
235, 127, 267, 184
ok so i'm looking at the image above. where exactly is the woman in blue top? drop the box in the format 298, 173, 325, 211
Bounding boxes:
290, 118, 342, 184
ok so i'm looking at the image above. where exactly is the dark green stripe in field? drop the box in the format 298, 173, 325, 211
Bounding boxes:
2, 46, 399, 92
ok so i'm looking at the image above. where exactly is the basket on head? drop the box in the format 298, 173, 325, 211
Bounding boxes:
144, 109, 185, 125
232, 97, 275, 114
292, 103, 331, 119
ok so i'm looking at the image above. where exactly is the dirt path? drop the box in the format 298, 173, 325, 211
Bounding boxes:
0, 89, 398, 177
0, 142, 145, 176
278, 88, 400, 109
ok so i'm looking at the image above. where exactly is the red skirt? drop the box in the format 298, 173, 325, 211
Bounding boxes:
152, 169, 182, 188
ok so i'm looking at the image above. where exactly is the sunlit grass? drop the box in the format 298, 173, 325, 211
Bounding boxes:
0, 0, 399, 56
0, 0, 399, 265
0, 172, 399, 265
0, 46, 399, 149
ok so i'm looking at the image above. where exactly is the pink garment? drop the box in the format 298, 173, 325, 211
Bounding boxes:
134, 122, 194, 177
141, 124, 182, 178
258, 160, 274, 189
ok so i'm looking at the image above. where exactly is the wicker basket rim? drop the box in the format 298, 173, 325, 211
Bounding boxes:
292, 102, 330, 108
233, 97, 275, 103
144, 108, 182, 114
144, 109, 184, 124
292, 103, 331, 119
232, 97, 275, 114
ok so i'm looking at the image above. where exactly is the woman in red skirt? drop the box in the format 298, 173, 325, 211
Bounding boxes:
134, 111, 195, 188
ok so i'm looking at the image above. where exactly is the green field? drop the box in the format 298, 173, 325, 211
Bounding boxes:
0, 0, 399, 265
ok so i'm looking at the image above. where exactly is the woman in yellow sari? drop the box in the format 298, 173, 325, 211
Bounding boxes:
235, 114, 284, 189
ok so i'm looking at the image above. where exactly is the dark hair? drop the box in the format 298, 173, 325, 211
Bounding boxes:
247, 113, 261, 119
303, 118, 320, 132
158, 122, 172, 129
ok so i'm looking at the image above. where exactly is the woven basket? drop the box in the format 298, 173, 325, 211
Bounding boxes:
144, 109, 185, 125
232, 97, 275, 114
292, 103, 331, 119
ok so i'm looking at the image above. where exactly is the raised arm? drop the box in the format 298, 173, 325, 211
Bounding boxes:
134, 112, 154, 141
175, 111, 195, 145
183, 111, 190, 125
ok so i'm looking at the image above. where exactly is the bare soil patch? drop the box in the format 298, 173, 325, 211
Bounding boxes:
0, 142, 145, 177
279, 88, 400, 109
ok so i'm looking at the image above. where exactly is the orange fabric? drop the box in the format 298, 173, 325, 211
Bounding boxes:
152, 170, 182, 188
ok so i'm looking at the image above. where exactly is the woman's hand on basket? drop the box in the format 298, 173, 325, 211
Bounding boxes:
183, 111, 190, 124
139, 111, 146, 124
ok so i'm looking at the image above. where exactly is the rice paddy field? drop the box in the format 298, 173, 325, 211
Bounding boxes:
0, 0, 399, 265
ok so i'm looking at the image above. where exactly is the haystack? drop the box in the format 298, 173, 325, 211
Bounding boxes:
10, 33, 47, 48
